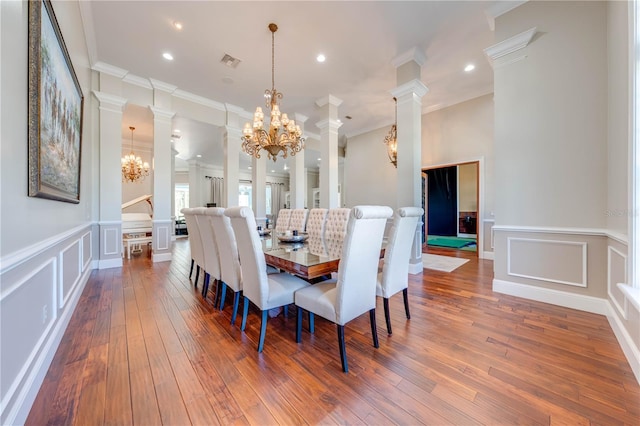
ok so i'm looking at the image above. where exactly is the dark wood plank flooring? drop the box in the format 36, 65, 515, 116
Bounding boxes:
26, 239, 640, 425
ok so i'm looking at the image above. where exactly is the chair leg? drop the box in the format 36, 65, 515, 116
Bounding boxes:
337, 325, 348, 373
241, 296, 250, 331
369, 309, 379, 348
189, 259, 194, 278
383, 297, 392, 335
213, 280, 221, 307
403, 288, 411, 319
202, 273, 210, 297
257, 310, 268, 352
231, 291, 240, 325
219, 283, 227, 311
194, 266, 200, 288
309, 312, 315, 333
296, 307, 303, 343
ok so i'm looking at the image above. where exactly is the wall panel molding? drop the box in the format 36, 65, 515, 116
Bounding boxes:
608, 246, 628, 319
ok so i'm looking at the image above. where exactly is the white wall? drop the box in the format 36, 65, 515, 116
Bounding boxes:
0, 1, 95, 423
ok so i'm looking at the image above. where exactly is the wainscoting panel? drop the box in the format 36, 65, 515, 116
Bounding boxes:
608, 245, 628, 319
508, 237, 587, 287
0, 224, 94, 425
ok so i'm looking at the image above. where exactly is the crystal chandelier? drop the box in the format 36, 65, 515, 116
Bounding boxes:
121, 126, 150, 183
242, 23, 304, 161
384, 97, 398, 168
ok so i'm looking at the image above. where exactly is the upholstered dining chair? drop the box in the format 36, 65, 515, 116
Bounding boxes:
275, 208, 292, 233
194, 207, 222, 298
288, 208, 309, 232
181, 208, 206, 288
294, 205, 393, 373
207, 208, 245, 324
306, 208, 328, 239
377, 207, 423, 335
323, 208, 351, 258
225, 206, 310, 352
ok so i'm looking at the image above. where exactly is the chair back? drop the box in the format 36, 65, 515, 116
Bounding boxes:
193, 207, 221, 280
379, 207, 423, 297
206, 208, 243, 291
181, 208, 205, 267
275, 208, 292, 233
288, 209, 309, 232
334, 206, 392, 324
323, 208, 351, 258
306, 208, 328, 239
225, 206, 269, 307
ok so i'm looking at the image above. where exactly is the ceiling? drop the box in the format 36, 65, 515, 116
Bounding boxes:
84, 1, 502, 174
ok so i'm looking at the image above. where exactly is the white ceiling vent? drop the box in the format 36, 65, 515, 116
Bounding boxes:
220, 54, 241, 68
171, 134, 181, 139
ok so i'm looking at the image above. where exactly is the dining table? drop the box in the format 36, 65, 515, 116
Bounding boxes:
260, 231, 341, 281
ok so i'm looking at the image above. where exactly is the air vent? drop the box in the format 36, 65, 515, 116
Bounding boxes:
220, 54, 241, 68
171, 134, 181, 139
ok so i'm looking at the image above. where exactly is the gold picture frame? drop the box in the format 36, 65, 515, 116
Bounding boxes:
28, 0, 84, 203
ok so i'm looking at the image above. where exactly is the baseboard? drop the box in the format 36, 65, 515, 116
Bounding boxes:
152, 252, 172, 263
492, 279, 609, 315
98, 257, 123, 269
606, 301, 640, 385
482, 251, 495, 260
6, 266, 90, 425
408, 261, 423, 275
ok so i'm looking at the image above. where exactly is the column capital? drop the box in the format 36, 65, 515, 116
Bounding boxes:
149, 106, 175, 122
315, 118, 343, 131
294, 113, 309, 123
391, 47, 427, 68
315, 95, 343, 108
149, 78, 177, 94
92, 91, 127, 111
391, 79, 429, 99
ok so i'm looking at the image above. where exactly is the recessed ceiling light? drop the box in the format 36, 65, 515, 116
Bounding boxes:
271, 170, 275, 173
317, 158, 321, 161
173, 21, 183, 30
316, 54, 326, 63
163, 52, 174, 61
464, 64, 475, 72
173, 129, 181, 133
337, 119, 342, 124
248, 166, 252, 170
196, 154, 202, 158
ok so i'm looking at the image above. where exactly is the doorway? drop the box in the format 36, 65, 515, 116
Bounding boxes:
423, 161, 480, 257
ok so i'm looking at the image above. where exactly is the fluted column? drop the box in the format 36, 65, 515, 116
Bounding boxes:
316, 95, 342, 209
93, 91, 127, 269
150, 106, 175, 262
289, 113, 307, 209
188, 160, 203, 207
391, 49, 429, 273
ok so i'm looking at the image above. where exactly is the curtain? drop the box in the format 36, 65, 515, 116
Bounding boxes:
270, 182, 284, 224
210, 177, 224, 207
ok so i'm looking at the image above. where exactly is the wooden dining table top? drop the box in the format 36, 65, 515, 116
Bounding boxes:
261, 233, 340, 280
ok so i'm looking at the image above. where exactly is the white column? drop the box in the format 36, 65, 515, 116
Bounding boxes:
188, 160, 202, 207
252, 154, 267, 228
171, 146, 178, 237
224, 126, 241, 207
93, 91, 127, 269
391, 49, 429, 273
289, 113, 307, 209
316, 95, 342, 209
150, 106, 175, 263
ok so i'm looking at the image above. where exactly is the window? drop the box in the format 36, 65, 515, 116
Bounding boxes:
239, 183, 252, 208
175, 184, 189, 218
266, 185, 272, 215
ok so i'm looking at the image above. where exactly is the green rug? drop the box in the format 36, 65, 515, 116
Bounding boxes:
427, 236, 476, 249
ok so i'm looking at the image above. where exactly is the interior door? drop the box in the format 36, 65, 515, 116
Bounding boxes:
426, 166, 457, 236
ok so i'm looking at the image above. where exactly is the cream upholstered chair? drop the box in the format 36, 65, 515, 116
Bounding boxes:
194, 208, 222, 297
275, 208, 292, 233
306, 208, 328, 239
208, 208, 244, 324
225, 206, 310, 352
288, 209, 309, 232
323, 208, 351, 258
377, 207, 423, 335
181, 208, 205, 288
294, 205, 393, 373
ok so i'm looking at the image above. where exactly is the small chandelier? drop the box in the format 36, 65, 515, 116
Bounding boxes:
242, 23, 304, 161
121, 126, 150, 183
384, 97, 398, 167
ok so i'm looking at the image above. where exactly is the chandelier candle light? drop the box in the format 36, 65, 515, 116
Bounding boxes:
241, 23, 304, 161
384, 97, 398, 168
121, 126, 150, 183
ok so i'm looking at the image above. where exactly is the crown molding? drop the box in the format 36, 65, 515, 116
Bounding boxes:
77, 1, 98, 66
484, 27, 537, 61
484, 1, 528, 31
122, 73, 153, 89
294, 113, 309, 123
423, 87, 494, 114
315, 95, 343, 108
92, 61, 128, 78
224, 103, 245, 115
173, 89, 226, 112
391, 47, 427, 68
391, 79, 429, 99
92, 91, 127, 109
315, 118, 343, 130
149, 78, 177, 94
149, 106, 175, 121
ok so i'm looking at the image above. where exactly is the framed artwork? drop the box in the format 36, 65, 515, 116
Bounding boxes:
28, 0, 84, 203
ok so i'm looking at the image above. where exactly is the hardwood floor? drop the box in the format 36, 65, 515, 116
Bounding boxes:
27, 239, 639, 425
